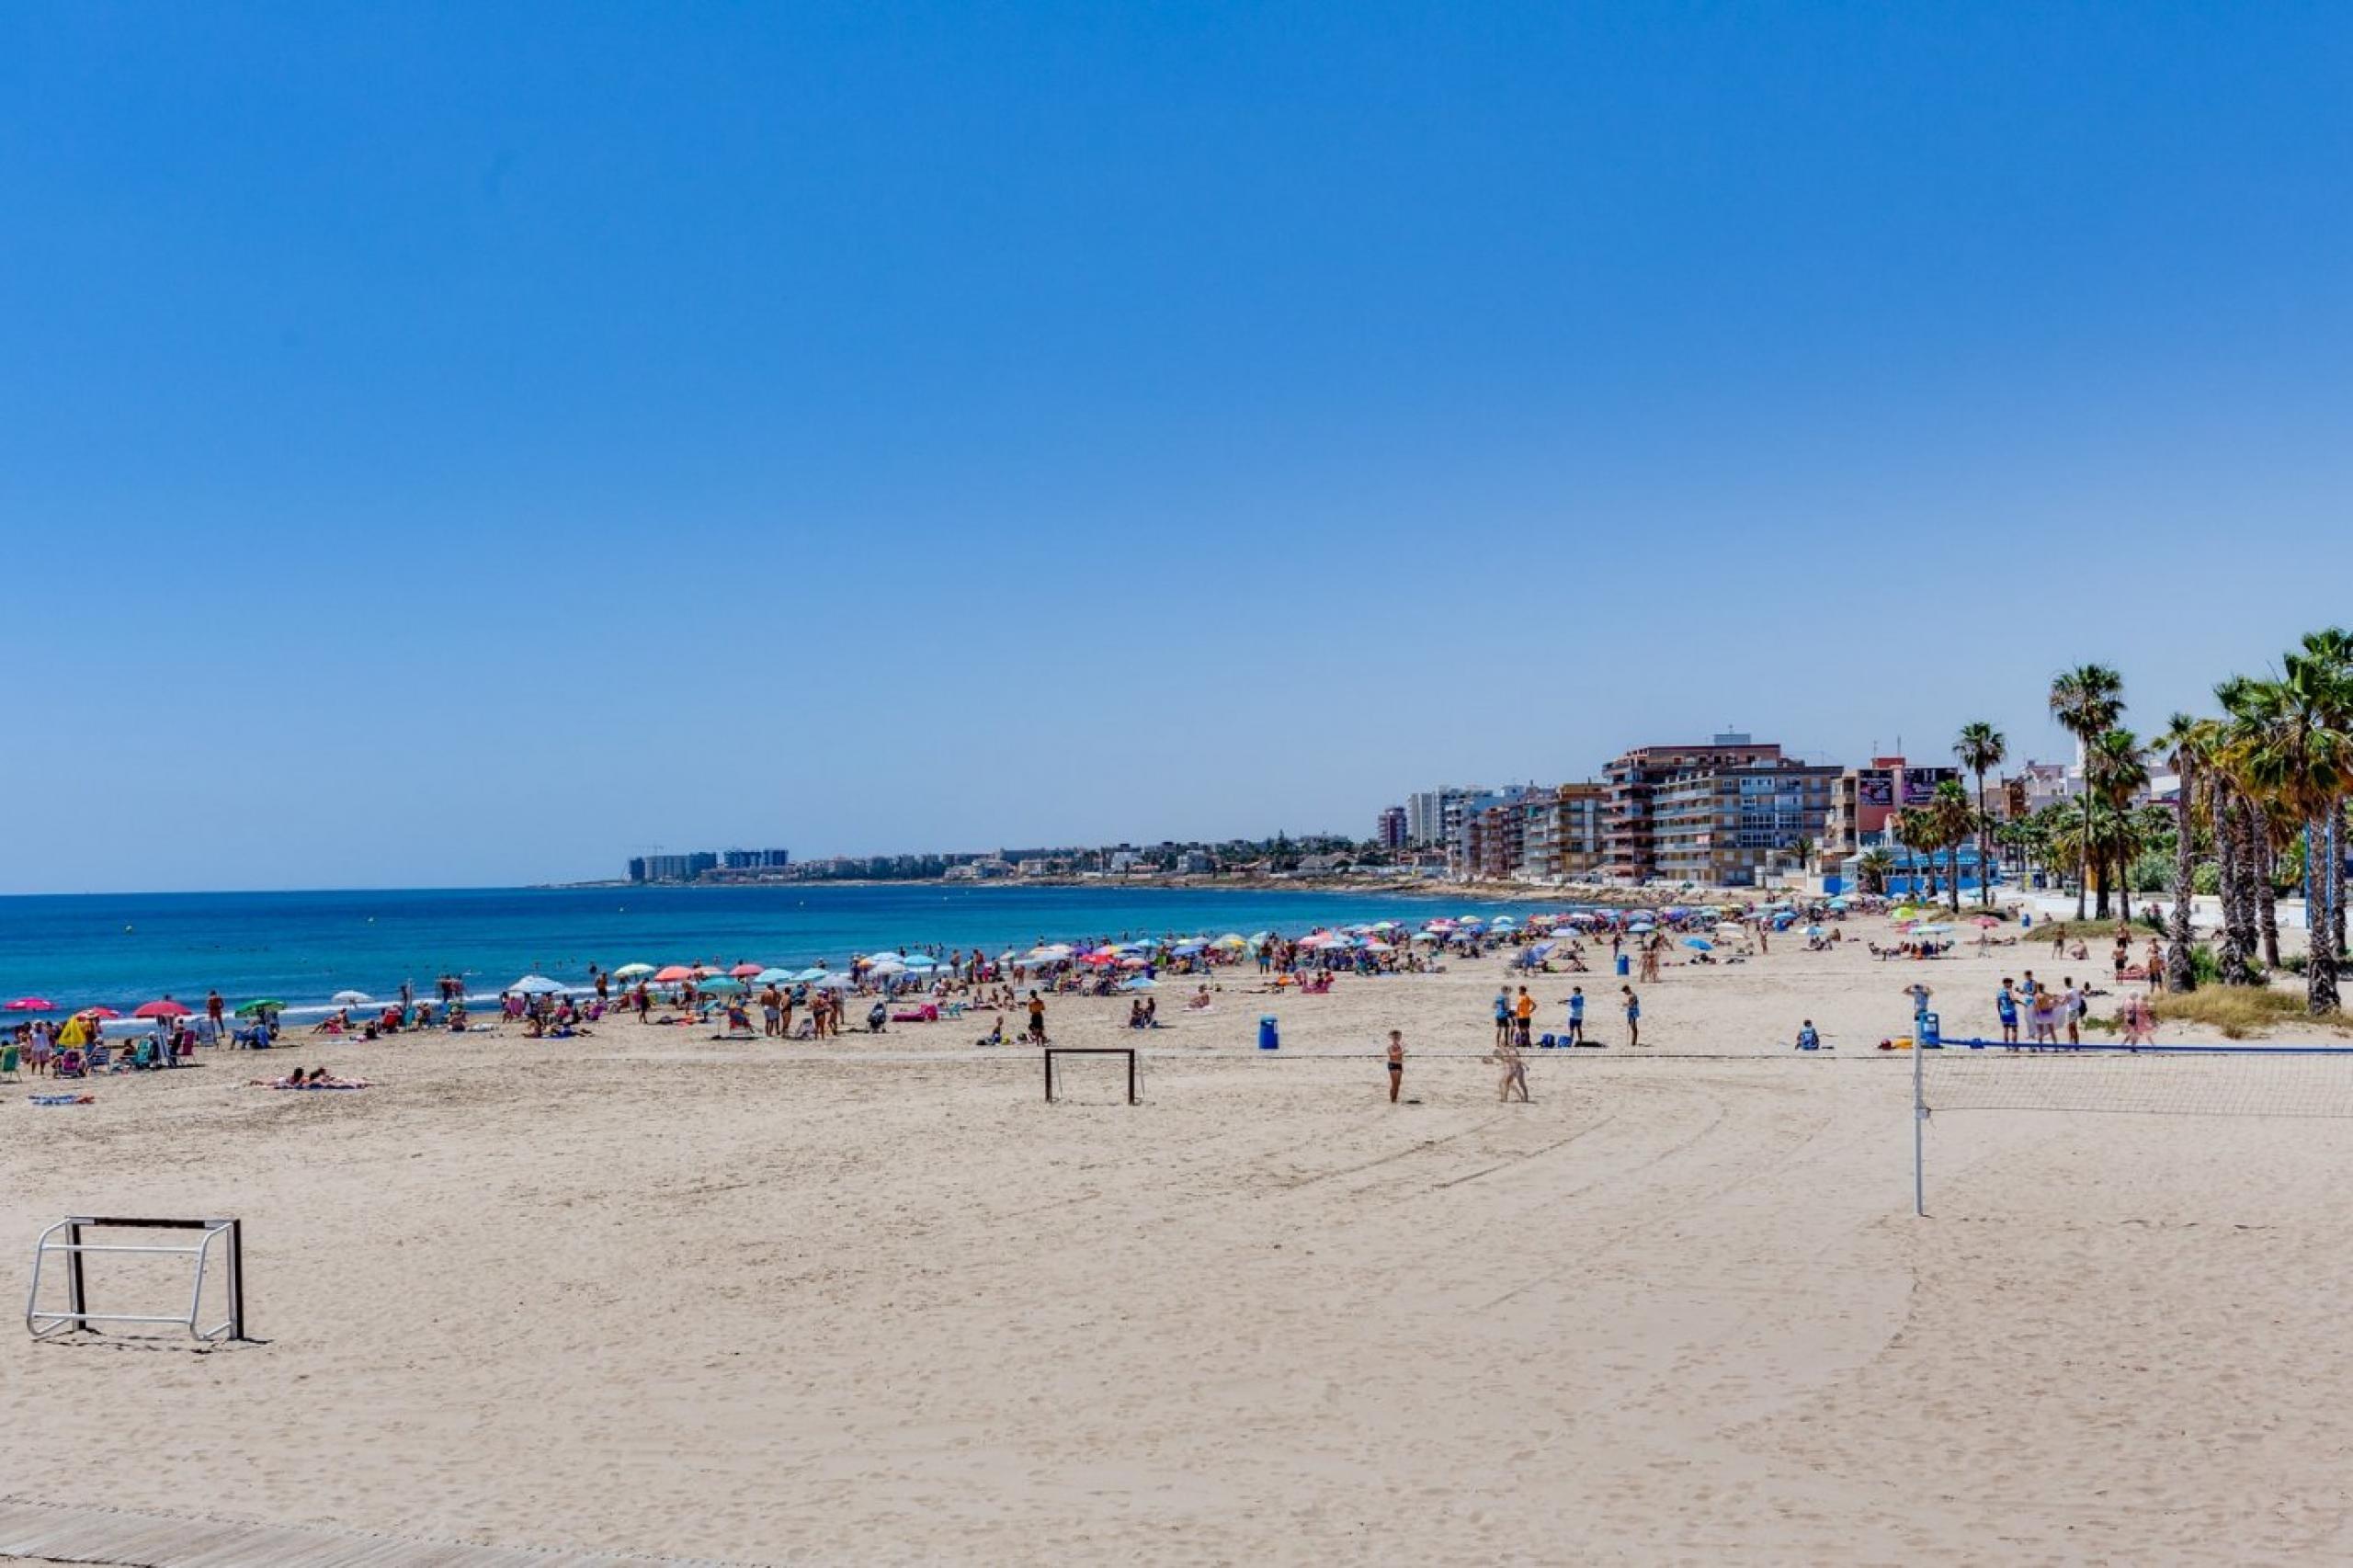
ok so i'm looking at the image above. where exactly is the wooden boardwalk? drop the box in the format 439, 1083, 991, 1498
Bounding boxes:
0, 1498, 750, 1568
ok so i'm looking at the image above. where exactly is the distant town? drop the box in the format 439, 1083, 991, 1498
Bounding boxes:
625, 730, 2131, 897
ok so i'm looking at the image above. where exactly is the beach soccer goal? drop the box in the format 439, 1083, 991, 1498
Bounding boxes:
1044, 1046, 1139, 1105
1909, 1030, 2353, 1215
26, 1216, 247, 1344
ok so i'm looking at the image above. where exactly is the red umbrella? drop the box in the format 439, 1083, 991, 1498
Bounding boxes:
133, 999, 192, 1018
3, 996, 56, 1011
76, 1006, 121, 1020
729, 963, 764, 978
653, 965, 694, 983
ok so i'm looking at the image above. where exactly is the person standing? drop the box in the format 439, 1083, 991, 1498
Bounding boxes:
1027, 990, 1047, 1045
1997, 979, 2019, 1048
205, 989, 224, 1042
1513, 986, 1536, 1048
2063, 977, 2083, 1045
1492, 988, 1511, 1047
1564, 985, 1586, 1046
1385, 1029, 1405, 1103
1621, 984, 1643, 1048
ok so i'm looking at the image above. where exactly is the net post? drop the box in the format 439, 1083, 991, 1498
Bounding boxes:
1044, 1051, 1053, 1104
1912, 1026, 1927, 1217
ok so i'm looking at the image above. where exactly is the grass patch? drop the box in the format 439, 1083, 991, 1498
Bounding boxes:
2027, 919, 2157, 945
2150, 984, 2353, 1040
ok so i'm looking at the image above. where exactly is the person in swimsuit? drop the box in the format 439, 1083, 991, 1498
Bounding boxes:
1488, 1037, 1531, 1102
1621, 985, 1642, 1048
1385, 1029, 1405, 1103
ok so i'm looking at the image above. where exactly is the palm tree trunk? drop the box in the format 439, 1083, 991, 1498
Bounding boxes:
2077, 793, 2091, 921
1947, 839, 1961, 914
2219, 791, 2254, 985
2310, 809, 2342, 1016
1975, 770, 1991, 906
2119, 843, 2133, 925
2256, 816, 2281, 971
2165, 771, 2197, 992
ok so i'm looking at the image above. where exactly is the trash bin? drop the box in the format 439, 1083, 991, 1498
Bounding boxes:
1919, 1011, 1941, 1050
2020, 912, 2032, 930
1257, 1016, 1279, 1051
1615, 954, 1631, 977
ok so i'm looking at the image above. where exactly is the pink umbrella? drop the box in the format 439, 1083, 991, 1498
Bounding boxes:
132, 999, 191, 1018
4, 996, 56, 1011
76, 1006, 121, 1020
729, 963, 764, 978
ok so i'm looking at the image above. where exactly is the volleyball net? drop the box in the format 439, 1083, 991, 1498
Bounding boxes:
1908, 1027, 2353, 1213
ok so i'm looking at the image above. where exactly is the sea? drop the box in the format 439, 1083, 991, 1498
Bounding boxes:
0, 882, 1544, 1016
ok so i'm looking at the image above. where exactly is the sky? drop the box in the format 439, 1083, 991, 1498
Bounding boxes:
5, 2, 2350, 892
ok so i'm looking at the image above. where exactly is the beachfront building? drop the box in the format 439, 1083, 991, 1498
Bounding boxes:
1376, 805, 1409, 849
1407, 787, 1488, 849
1602, 735, 1836, 887
1517, 783, 1607, 882
1447, 786, 1541, 880
1822, 759, 1961, 864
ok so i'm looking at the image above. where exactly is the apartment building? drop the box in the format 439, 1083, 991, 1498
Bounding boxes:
1603, 734, 1836, 886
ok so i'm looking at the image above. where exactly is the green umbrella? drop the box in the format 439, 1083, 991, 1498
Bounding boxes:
234, 998, 286, 1017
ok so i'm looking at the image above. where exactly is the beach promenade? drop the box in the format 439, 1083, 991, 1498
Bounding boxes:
6, 922, 2350, 1563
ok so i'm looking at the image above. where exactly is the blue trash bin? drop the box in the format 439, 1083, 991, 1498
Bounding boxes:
1257, 1016, 1279, 1051
1615, 954, 1631, 977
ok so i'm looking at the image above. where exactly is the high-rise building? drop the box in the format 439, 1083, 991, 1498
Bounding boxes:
1375, 806, 1408, 849
1603, 734, 1836, 887
1518, 782, 1607, 881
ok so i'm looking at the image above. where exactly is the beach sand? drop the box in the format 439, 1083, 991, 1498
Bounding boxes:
6, 920, 2349, 1563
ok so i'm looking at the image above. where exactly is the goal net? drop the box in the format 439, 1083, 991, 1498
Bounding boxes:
1043, 1047, 1140, 1105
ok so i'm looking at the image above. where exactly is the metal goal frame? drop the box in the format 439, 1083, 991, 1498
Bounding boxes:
1043, 1047, 1139, 1105
27, 1216, 246, 1343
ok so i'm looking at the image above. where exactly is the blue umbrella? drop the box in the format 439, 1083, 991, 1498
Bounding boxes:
1683, 937, 1713, 951
1119, 976, 1157, 991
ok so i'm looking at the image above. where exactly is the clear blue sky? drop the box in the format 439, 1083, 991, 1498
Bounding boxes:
6, 3, 2349, 892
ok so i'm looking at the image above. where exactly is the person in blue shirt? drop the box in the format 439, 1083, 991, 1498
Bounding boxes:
1564, 985, 1586, 1045
1796, 1019, 1822, 1051
1493, 988, 1512, 1047
1996, 979, 2019, 1048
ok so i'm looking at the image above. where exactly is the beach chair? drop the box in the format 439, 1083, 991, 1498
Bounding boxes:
1, 1045, 18, 1081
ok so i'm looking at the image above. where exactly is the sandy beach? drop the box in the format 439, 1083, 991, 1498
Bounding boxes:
6, 918, 2350, 1564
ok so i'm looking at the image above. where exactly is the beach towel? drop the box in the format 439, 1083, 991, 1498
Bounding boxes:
31, 1093, 96, 1106
269, 1083, 368, 1091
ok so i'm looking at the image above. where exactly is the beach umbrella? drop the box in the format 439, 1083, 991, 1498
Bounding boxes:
866, 959, 907, 975
1118, 955, 1150, 969
1627, 922, 1654, 934
3, 997, 56, 1012
753, 968, 796, 984
329, 991, 373, 1006
234, 999, 286, 1017
1490, 916, 1516, 927
1803, 925, 1824, 937
76, 1006, 121, 1020
1684, 937, 1713, 951
133, 999, 192, 1018
699, 976, 746, 994
1826, 896, 1851, 908
1971, 916, 2002, 928
1172, 940, 1207, 955
789, 968, 832, 983
898, 954, 939, 970
691, 964, 726, 978
1118, 976, 1157, 991
611, 963, 657, 979
653, 965, 695, 983
507, 975, 566, 995
1213, 934, 1246, 948
729, 963, 765, 979
812, 972, 857, 990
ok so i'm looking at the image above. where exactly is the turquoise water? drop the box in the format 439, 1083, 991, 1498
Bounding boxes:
0, 883, 1536, 1014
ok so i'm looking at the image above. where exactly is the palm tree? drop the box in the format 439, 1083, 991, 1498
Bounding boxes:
2154, 711, 2212, 992
1857, 847, 1894, 895
1929, 779, 1975, 913
2086, 727, 2151, 922
2050, 665, 2126, 919
1953, 722, 2006, 906
2235, 642, 2353, 1016
1893, 809, 1938, 902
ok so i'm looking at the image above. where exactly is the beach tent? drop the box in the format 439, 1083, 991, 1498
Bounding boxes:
507, 975, 566, 995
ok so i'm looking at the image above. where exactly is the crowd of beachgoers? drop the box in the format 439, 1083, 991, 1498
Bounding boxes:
3, 894, 1918, 1079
